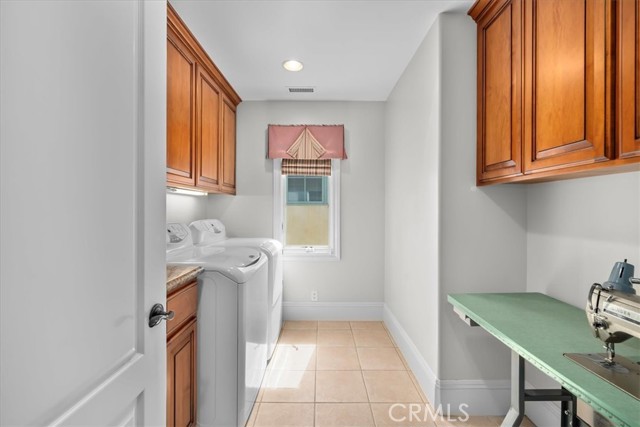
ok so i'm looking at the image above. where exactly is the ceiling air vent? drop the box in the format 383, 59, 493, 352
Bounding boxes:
288, 87, 315, 93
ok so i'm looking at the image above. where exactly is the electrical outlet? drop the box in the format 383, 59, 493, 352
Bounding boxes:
311, 290, 318, 302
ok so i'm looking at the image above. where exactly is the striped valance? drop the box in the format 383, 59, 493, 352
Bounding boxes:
281, 159, 331, 176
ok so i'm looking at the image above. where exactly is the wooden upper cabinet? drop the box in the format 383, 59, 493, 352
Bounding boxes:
167, 28, 197, 187
220, 97, 236, 194
196, 65, 221, 191
167, 4, 241, 194
471, 0, 640, 184
618, 0, 640, 158
523, 0, 612, 172
475, 0, 523, 183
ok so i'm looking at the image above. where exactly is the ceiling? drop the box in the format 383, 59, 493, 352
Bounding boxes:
170, 0, 473, 101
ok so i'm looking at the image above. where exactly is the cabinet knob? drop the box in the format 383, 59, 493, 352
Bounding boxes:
148, 303, 175, 328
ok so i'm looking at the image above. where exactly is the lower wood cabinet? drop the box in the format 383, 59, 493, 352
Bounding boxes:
167, 281, 198, 427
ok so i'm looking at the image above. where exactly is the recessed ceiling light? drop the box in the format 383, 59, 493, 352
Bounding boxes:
282, 59, 304, 72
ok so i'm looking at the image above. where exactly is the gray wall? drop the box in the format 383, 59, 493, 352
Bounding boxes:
524, 171, 640, 400
385, 13, 527, 389
384, 16, 442, 374
166, 193, 207, 224
207, 101, 386, 303
438, 13, 527, 381
526, 171, 640, 306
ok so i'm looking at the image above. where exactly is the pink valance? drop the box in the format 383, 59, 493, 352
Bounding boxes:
268, 125, 347, 160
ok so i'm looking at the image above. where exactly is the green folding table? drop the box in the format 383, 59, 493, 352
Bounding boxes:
448, 293, 640, 427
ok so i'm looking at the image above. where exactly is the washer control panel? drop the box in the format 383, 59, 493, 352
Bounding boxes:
190, 219, 227, 244
166, 223, 194, 253
167, 223, 189, 243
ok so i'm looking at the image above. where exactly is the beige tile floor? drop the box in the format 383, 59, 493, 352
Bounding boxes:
246, 320, 536, 427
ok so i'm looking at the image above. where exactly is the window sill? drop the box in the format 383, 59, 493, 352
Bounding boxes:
283, 252, 341, 262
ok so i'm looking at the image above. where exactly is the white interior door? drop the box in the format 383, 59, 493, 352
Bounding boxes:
0, 1, 167, 426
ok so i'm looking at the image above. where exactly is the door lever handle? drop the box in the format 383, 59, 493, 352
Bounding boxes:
148, 303, 175, 328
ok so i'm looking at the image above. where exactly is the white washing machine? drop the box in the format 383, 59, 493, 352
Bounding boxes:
166, 223, 268, 427
189, 219, 283, 360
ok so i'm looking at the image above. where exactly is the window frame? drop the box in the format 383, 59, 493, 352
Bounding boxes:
273, 159, 341, 261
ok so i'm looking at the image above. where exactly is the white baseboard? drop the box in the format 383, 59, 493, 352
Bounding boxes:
383, 304, 438, 405
383, 304, 511, 416
524, 382, 561, 427
437, 379, 510, 416
282, 301, 383, 320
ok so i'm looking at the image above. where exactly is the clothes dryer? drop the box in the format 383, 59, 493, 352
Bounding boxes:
167, 223, 268, 427
189, 219, 283, 360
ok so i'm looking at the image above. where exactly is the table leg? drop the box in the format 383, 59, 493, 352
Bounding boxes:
500, 351, 524, 427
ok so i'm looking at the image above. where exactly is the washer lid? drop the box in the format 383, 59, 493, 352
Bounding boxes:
199, 237, 283, 256
167, 246, 264, 283
195, 246, 262, 269
166, 245, 226, 263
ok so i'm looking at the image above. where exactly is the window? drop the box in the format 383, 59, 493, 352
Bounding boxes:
287, 176, 328, 205
273, 159, 340, 260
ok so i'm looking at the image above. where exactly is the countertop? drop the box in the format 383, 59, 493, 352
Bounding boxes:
166, 265, 203, 294
448, 292, 640, 427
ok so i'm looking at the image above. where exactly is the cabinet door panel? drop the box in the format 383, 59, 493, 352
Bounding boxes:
477, 0, 522, 183
484, 4, 515, 165
637, 1, 640, 138
220, 98, 236, 193
167, 319, 197, 427
534, 0, 585, 152
619, 0, 640, 158
166, 281, 198, 337
167, 30, 197, 186
196, 66, 221, 190
524, 0, 611, 171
